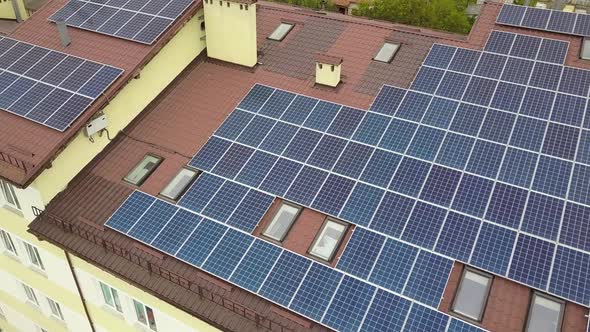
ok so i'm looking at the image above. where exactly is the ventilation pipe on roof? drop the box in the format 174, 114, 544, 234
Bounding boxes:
56, 21, 71, 47
315, 53, 342, 87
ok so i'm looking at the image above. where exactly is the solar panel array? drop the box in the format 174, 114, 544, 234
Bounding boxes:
0, 37, 123, 131
49, 0, 193, 45
497, 4, 590, 37
187, 30, 590, 308
106, 189, 485, 332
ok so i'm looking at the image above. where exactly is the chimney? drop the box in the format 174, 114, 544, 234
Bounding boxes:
203, 0, 258, 67
56, 21, 71, 47
315, 53, 342, 87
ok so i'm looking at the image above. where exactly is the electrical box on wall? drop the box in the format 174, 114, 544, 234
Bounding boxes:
84, 114, 108, 137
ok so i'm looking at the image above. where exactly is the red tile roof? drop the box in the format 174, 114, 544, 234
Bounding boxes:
0, 0, 200, 187
29, 1, 590, 331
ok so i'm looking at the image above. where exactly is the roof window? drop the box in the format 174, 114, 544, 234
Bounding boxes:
124, 154, 163, 186
451, 268, 493, 322
160, 167, 200, 201
525, 292, 564, 332
308, 218, 348, 262
374, 42, 400, 63
268, 23, 294, 41
262, 202, 301, 242
581, 37, 590, 60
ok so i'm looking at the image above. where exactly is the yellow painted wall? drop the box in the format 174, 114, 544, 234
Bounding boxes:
72, 256, 221, 332
316, 63, 341, 87
0, 292, 70, 332
204, 0, 257, 67
33, 10, 207, 205
0, 0, 28, 21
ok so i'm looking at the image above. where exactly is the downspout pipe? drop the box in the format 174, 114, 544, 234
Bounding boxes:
65, 251, 97, 332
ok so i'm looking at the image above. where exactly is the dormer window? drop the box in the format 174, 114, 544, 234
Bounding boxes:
374, 42, 401, 63
268, 23, 294, 41
581, 37, 590, 60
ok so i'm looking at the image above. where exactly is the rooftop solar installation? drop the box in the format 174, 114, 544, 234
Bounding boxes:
49, 0, 193, 45
184, 30, 590, 308
0, 37, 123, 131
497, 3, 590, 37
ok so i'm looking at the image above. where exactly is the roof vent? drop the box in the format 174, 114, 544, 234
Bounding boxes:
56, 21, 71, 47
315, 53, 342, 87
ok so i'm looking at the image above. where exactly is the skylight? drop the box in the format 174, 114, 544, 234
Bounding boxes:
581, 37, 590, 60
268, 23, 294, 41
374, 42, 400, 63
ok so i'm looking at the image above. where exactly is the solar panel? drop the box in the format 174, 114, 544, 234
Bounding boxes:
548, 246, 590, 306
403, 304, 449, 332
496, 3, 526, 26
289, 263, 343, 321
336, 228, 385, 279
522, 7, 551, 30
360, 290, 411, 332
322, 276, 376, 332
230, 239, 282, 292
0, 38, 122, 131
202, 229, 253, 279
369, 239, 418, 292
259, 90, 297, 117
435, 212, 480, 262
49, 0, 192, 45
508, 234, 555, 289
259, 251, 311, 306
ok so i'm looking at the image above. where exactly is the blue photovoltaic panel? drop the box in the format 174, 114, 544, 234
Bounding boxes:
289, 263, 343, 321
520, 87, 555, 120
474, 52, 506, 79
537, 38, 568, 64
551, 94, 585, 127
259, 121, 298, 154
498, 148, 538, 188
332, 142, 374, 179
259, 158, 303, 196
470, 223, 517, 275
202, 181, 249, 222
410, 66, 444, 93
403, 251, 453, 308
422, 97, 458, 129
339, 184, 384, 227
490, 82, 525, 113
510, 34, 542, 60
578, 130, 590, 165
465, 140, 505, 178
312, 174, 355, 216
496, 4, 526, 26
360, 290, 411, 332
285, 166, 329, 206
485, 30, 515, 54
322, 276, 375, 332
448, 319, 486, 332
369, 239, 418, 292
379, 118, 418, 153
235, 151, 278, 187
521, 192, 563, 241
280, 95, 318, 125
403, 304, 449, 332
352, 112, 390, 145
188, 137, 232, 171
435, 212, 481, 262
542, 123, 579, 160
419, 165, 461, 207
423, 44, 456, 69
559, 67, 590, 97
127, 200, 178, 243
49, 0, 191, 45
326, 106, 364, 138
369, 191, 414, 238
370, 85, 406, 116
211, 143, 254, 179
462, 76, 497, 106
236, 116, 276, 147
570, 164, 590, 206
548, 10, 576, 33
508, 234, 555, 289
105, 191, 155, 232
202, 229, 253, 279
214, 110, 254, 140
559, 203, 590, 252
237, 85, 274, 112
175, 218, 227, 267
360, 149, 401, 188
448, 48, 480, 74
532, 156, 572, 198
485, 183, 528, 229
336, 228, 385, 279
401, 202, 446, 249
478, 109, 516, 144
389, 157, 431, 197
395, 91, 432, 122
510, 116, 547, 152
436, 71, 470, 100
436, 133, 475, 170
0, 38, 122, 131
452, 174, 494, 218
229, 240, 282, 292
150, 210, 202, 255
406, 126, 445, 161
303, 100, 340, 131
226, 190, 274, 232
307, 135, 348, 170
529, 62, 563, 90
282, 128, 322, 162
522, 7, 551, 30
258, 90, 296, 118
178, 173, 224, 213
548, 246, 590, 305
259, 251, 311, 306
450, 103, 487, 136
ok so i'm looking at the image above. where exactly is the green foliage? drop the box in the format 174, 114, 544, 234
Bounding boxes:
513, 0, 538, 6
354, 0, 473, 34
271, 0, 335, 10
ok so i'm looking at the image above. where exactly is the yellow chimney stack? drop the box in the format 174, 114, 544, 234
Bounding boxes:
315, 53, 342, 87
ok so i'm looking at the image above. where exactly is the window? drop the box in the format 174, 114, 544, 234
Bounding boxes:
47, 298, 64, 320
100, 281, 123, 313
0, 180, 21, 211
268, 23, 294, 41
374, 42, 400, 63
0, 304, 5, 319
133, 300, 157, 331
262, 203, 301, 242
451, 268, 492, 322
22, 283, 39, 306
308, 219, 348, 261
159, 168, 199, 201
0, 230, 17, 256
124, 155, 162, 186
23, 242, 44, 271
581, 37, 590, 60
525, 292, 564, 332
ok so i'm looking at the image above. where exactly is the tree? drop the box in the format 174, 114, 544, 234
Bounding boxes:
353, 0, 472, 34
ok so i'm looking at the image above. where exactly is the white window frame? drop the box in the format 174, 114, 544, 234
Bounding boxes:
99, 281, 123, 313
374, 42, 401, 63
0, 180, 21, 212
262, 202, 302, 242
124, 154, 163, 186
23, 241, 45, 271
268, 23, 294, 41
159, 168, 200, 201
0, 229, 18, 256
308, 218, 348, 262
22, 283, 39, 307
133, 299, 157, 331
46, 297, 64, 321
451, 267, 493, 322
581, 37, 590, 60
525, 292, 565, 332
